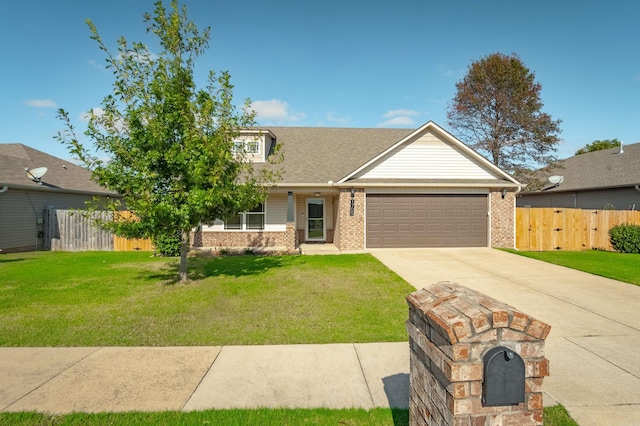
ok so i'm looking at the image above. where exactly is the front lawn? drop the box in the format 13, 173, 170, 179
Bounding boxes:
502, 249, 640, 286
0, 251, 415, 346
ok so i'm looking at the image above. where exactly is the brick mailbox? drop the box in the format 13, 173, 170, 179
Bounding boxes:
406, 281, 551, 426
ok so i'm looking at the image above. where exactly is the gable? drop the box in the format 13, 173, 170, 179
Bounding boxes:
350, 129, 505, 181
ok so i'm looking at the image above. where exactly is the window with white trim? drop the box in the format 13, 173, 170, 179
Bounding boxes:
224, 203, 265, 230
232, 139, 260, 154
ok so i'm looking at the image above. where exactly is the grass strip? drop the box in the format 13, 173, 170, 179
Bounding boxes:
0, 406, 576, 425
502, 249, 640, 286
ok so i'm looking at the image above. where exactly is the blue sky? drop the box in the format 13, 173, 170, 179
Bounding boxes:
1, 0, 638, 162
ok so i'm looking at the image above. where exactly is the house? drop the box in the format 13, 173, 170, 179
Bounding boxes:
517, 142, 640, 210
0, 144, 117, 252
194, 121, 523, 252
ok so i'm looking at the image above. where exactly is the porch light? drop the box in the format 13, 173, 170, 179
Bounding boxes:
501, 188, 507, 199
314, 192, 321, 197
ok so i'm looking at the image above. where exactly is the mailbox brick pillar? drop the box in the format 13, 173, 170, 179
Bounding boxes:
406, 281, 551, 426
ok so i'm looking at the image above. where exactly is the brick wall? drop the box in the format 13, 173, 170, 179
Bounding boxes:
406, 282, 550, 426
333, 188, 365, 250
193, 225, 296, 252
490, 190, 516, 248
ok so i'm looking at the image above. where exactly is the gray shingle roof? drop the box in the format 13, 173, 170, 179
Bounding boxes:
264, 126, 415, 184
0, 143, 116, 195
540, 142, 640, 192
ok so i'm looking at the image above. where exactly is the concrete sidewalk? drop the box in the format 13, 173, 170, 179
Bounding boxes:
370, 248, 640, 426
0, 343, 409, 414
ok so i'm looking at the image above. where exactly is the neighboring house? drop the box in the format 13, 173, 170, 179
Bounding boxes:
194, 121, 523, 252
517, 142, 640, 210
0, 144, 117, 252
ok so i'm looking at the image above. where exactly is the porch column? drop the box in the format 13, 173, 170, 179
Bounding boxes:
286, 191, 297, 251
287, 191, 294, 222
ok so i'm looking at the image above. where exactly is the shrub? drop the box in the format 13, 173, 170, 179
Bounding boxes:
609, 224, 640, 254
151, 231, 182, 257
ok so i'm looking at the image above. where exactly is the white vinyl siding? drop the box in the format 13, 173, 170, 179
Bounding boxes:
353, 131, 499, 180
233, 134, 265, 162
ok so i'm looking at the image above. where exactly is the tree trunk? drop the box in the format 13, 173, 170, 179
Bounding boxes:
178, 229, 189, 283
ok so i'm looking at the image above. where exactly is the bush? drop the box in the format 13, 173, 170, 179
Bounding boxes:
609, 224, 640, 254
152, 231, 182, 257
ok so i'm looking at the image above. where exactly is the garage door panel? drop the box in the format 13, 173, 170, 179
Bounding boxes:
366, 194, 487, 248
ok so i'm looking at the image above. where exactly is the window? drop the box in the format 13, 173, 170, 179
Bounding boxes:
246, 140, 260, 154
224, 203, 265, 230
232, 140, 260, 155
232, 141, 244, 153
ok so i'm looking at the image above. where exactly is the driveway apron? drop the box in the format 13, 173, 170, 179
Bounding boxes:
370, 247, 640, 426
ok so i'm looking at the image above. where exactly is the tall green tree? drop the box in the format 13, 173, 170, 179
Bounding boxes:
447, 53, 562, 181
575, 139, 621, 155
57, 0, 281, 282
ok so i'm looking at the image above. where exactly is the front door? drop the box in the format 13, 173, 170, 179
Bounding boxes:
306, 198, 325, 241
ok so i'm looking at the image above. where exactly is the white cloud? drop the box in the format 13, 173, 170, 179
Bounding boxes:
383, 109, 420, 118
378, 116, 417, 127
250, 99, 305, 123
24, 99, 58, 108
116, 49, 158, 64
326, 112, 350, 126
377, 109, 421, 127
88, 60, 104, 70
80, 107, 105, 122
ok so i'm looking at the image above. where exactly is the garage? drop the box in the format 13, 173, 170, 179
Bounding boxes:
366, 194, 488, 248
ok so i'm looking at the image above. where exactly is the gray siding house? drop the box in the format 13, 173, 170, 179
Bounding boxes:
517, 142, 640, 210
0, 144, 117, 252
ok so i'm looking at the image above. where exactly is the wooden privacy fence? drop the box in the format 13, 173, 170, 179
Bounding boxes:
44, 209, 153, 252
516, 207, 640, 251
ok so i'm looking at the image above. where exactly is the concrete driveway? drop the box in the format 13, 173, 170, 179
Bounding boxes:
370, 248, 640, 426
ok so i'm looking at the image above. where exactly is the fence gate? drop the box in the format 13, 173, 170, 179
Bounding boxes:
44, 208, 114, 251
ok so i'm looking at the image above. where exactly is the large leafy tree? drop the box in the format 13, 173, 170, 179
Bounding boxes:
447, 53, 562, 181
57, 0, 281, 282
575, 138, 621, 155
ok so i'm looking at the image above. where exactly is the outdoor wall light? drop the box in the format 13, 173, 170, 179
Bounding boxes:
501, 188, 507, 199
314, 192, 320, 197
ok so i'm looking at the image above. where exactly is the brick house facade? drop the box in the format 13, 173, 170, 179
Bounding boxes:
193, 122, 522, 252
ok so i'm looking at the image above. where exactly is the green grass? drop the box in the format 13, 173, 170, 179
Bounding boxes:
0, 408, 406, 426
502, 249, 640, 286
0, 251, 415, 346
0, 406, 575, 425
543, 405, 579, 426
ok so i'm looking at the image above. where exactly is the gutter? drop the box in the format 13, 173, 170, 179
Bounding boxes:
0, 182, 118, 197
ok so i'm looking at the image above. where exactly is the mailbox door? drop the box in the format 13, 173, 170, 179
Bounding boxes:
482, 346, 525, 406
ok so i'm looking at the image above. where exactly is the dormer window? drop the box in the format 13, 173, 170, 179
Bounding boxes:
232, 140, 260, 154
232, 129, 276, 163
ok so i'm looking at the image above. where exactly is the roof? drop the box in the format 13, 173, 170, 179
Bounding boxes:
0, 143, 116, 195
265, 126, 414, 184
264, 123, 520, 187
537, 142, 640, 192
